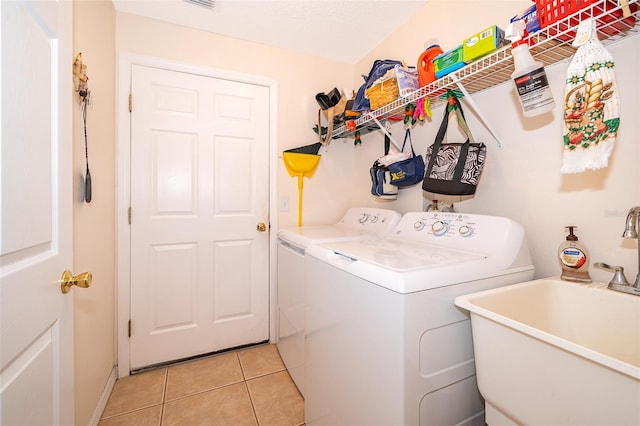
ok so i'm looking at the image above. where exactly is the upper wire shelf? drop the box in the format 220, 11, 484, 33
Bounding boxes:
332, 0, 640, 139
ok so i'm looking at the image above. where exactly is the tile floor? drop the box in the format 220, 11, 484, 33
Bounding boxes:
99, 344, 304, 426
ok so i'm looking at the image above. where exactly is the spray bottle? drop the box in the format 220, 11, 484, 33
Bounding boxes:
505, 20, 555, 117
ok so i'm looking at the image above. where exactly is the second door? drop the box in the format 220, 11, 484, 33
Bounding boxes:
129, 64, 270, 371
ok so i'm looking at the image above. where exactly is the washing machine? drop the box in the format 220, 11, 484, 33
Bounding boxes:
304, 211, 535, 425
276, 207, 401, 396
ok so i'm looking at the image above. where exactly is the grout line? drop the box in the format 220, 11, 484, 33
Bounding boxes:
162, 367, 168, 402
160, 368, 168, 425
243, 380, 261, 426
99, 404, 163, 421
236, 351, 249, 381
243, 366, 287, 382
162, 378, 246, 403
245, 368, 288, 386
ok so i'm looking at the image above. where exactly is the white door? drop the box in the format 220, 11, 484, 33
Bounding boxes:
1, 0, 74, 425
129, 65, 270, 370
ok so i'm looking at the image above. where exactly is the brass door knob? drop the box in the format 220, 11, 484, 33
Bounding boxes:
257, 222, 267, 232
60, 270, 92, 294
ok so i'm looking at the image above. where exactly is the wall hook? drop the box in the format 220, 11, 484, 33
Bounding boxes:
73, 52, 92, 202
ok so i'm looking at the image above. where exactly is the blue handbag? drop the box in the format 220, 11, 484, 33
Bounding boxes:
388, 129, 425, 187
370, 134, 398, 199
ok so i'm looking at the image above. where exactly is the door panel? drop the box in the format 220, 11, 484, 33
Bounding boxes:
130, 65, 270, 370
153, 131, 197, 214
151, 243, 197, 330
214, 241, 252, 320
216, 137, 252, 211
1, 0, 73, 424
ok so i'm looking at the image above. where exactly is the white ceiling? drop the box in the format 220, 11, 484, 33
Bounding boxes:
112, 0, 428, 64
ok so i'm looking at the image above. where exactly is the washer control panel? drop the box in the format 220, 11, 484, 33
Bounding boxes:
408, 212, 477, 239
392, 211, 522, 254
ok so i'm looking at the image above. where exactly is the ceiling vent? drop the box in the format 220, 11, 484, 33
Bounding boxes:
184, 0, 215, 10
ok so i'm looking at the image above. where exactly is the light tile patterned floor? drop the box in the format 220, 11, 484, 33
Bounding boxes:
99, 344, 304, 426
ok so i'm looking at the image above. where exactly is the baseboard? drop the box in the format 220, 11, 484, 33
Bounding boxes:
87, 366, 117, 426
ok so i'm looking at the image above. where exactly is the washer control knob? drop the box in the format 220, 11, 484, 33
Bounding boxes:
459, 225, 474, 237
432, 221, 449, 236
370, 215, 379, 223
358, 213, 369, 224
414, 221, 426, 231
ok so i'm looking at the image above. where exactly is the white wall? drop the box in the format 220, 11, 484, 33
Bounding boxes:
350, 0, 640, 281
115, 12, 360, 228
72, 1, 117, 424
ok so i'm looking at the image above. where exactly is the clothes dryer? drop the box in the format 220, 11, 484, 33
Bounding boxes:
276, 207, 400, 395
304, 211, 535, 425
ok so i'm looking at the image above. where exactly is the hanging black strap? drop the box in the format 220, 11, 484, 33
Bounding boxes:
400, 128, 417, 156
82, 96, 92, 203
384, 133, 391, 156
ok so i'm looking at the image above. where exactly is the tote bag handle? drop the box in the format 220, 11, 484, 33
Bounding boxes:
425, 97, 475, 181
400, 128, 418, 157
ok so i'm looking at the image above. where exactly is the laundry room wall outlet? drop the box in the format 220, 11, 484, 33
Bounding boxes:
280, 196, 289, 212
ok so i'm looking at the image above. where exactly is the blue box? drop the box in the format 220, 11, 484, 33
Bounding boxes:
434, 45, 466, 79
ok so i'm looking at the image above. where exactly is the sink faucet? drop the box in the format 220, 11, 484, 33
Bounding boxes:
597, 207, 640, 296
622, 207, 640, 288
601, 207, 640, 296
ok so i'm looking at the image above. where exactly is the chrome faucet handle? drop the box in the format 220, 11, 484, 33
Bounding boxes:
594, 262, 630, 286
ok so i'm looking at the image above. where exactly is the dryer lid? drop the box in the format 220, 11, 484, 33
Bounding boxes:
278, 226, 369, 249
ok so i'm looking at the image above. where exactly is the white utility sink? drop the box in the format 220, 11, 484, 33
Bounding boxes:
455, 277, 640, 426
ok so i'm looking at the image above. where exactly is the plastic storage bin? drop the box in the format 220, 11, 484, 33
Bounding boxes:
536, 0, 637, 41
364, 65, 418, 110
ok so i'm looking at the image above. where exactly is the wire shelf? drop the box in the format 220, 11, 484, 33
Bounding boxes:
332, 0, 639, 139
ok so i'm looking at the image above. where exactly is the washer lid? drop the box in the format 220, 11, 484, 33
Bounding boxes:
323, 238, 485, 272
305, 238, 512, 293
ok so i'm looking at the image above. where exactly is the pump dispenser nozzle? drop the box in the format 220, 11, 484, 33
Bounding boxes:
565, 225, 579, 241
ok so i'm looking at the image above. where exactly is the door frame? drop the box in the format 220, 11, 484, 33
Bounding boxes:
116, 53, 279, 378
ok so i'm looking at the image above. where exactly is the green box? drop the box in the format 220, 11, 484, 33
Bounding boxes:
463, 25, 506, 63
434, 45, 465, 79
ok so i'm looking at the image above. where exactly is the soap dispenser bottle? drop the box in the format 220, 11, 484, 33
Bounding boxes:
558, 226, 592, 282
